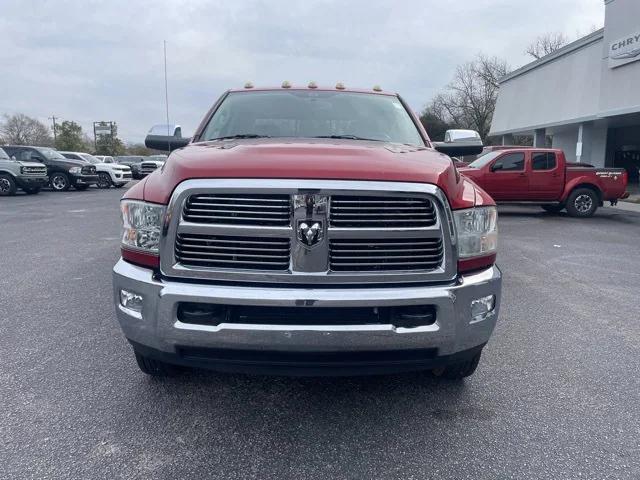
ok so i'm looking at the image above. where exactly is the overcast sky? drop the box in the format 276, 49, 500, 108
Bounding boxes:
0, 0, 604, 144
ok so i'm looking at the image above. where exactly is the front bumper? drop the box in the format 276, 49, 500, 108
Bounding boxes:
16, 176, 48, 188
112, 260, 501, 374
72, 174, 99, 185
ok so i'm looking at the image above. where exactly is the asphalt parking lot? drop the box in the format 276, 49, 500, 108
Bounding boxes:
1, 186, 639, 480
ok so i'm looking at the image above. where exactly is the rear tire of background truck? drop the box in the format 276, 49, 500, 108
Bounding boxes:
134, 352, 180, 377
566, 188, 598, 218
50, 172, 70, 192
432, 351, 482, 380
23, 186, 41, 195
97, 172, 112, 189
0, 174, 17, 196
541, 204, 564, 213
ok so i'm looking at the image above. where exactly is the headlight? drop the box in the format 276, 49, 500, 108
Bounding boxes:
20, 166, 25, 174
453, 206, 498, 258
69, 167, 81, 174
120, 200, 166, 253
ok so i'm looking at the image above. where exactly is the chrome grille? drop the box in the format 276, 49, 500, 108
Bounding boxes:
140, 162, 159, 175
330, 196, 436, 227
183, 194, 291, 226
175, 234, 290, 271
330, 238, 443, 272
22, 166, 47, 176
161, 179, 455, 285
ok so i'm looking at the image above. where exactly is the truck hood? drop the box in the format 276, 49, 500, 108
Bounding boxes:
132, 139, 493, 209
17, 161, 46, 168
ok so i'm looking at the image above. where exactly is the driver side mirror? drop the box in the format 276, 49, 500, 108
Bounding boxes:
491, 163, 502, 172
433, 129, 483, 157
145, 124, 191, 152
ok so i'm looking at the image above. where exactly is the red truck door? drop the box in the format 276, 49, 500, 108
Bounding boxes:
528, 151, 564, 200
482, 152, 528, 200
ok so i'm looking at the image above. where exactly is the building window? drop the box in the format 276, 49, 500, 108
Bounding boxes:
532, 152, 556, 170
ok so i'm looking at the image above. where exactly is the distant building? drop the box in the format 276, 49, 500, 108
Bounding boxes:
490, 0, 640, 184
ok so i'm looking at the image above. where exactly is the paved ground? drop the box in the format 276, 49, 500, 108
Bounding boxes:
1, 186, 639, 480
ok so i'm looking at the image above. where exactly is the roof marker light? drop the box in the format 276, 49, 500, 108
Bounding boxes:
335, 82, 345, 90
244, 82, 254, 89
308, 81, 318, 89
372, 85, 382, 92
281, 81, 292, 88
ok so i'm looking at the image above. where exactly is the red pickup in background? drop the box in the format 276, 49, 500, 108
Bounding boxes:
459, 148, 628, 217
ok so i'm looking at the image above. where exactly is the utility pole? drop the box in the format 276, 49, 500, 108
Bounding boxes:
49, 116, 58, 145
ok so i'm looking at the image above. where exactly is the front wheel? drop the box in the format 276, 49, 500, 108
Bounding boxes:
50, 172, 70, 191
0, 174, 17, 196
432, 351, 482, 380
97, 172, 112, 189
566, 188, 598, 218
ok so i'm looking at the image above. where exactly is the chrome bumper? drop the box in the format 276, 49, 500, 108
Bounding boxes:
112, 259, 501, 361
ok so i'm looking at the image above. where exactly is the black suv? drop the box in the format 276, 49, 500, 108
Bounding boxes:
2, 146, 99, 191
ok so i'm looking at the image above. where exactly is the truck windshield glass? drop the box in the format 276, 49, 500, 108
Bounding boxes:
201, 91, 425, 146
39, 148, 67, 160
467, 151, 501, 168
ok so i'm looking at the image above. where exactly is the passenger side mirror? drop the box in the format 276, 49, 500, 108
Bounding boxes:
145, 124, 191, 152
433, 129, 483, 157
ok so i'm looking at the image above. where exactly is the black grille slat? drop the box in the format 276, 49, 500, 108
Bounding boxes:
176, 234, 290, 271
330, 238, 443, 272
330, 195, 436, 228
184, 194, 291, 226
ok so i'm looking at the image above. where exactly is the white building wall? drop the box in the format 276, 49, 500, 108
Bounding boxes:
490, 35, 603, 136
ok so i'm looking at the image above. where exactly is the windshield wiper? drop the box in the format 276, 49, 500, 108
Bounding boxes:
210, 134, 271, 141
312, 135, 383, 142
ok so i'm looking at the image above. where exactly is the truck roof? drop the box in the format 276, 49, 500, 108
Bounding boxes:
227, 85, 397, 96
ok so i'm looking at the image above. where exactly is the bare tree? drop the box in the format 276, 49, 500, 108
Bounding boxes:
422, 54, 509, 141
525, 32, 569, 60
0, 113, 54, 146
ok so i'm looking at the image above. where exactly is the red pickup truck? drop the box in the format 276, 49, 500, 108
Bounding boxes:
459, 148, 628, 217
112, 84, 502, 379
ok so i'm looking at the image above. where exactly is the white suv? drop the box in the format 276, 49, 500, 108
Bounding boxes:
60, 152, 132, 188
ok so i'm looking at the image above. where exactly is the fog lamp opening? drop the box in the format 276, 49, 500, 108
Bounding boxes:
120, 289, 144, 314
470, 294, 496, 322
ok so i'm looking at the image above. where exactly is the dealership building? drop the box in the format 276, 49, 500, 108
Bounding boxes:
490, 0, 640, 184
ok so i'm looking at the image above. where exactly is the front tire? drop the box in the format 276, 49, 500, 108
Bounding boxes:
134, 352, 179, 377
0, 174, 17, 196
50, 172, 70, 191
566, 188, 598, 218
432, 351, 482, 380
97, 172, 112, 189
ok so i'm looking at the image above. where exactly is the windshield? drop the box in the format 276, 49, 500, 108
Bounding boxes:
39, 147, 67, 160
200, 90, 425, 146
467, 151, 502, 168
0, 148, 10, 160
80, 153, 100, 164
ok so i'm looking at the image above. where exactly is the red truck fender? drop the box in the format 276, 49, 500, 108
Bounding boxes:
560, 177, 602, 204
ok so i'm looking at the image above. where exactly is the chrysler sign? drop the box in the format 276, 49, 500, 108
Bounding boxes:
609, 30, 640, 68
